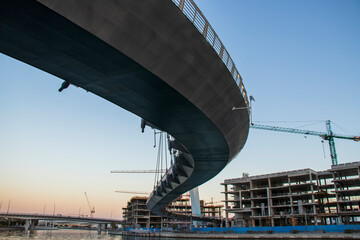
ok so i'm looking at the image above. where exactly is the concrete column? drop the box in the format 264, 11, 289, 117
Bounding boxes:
146, 218, 150, 229
268, 177, 274, 227
146, 209, 150, 229
24, 219, 36, 234
30, 220, 35, 233
250, 180, 255, 227
310, 173, 316, 215
190, 187, 201, 227
332, 172, 342, 223
288, 176, 293, 215
24, 219, 30, 234
316, 174, 320, 191
97, 223, 105, 234
224, 184, 229, 228
239, 190, 242, 209
267, 188, 271, 216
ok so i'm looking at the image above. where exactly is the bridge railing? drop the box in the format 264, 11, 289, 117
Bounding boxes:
172, 0, 249, 108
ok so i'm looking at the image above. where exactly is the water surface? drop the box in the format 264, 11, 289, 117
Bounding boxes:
0, 230, 122, 240
0, 229, 328, 240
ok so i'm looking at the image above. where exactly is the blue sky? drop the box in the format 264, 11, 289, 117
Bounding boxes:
0, 0, 359, 218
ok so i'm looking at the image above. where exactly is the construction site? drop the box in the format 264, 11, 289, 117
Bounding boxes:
223, 161, 360, 227
121, 194, 222, 229
115, 118, 359, 231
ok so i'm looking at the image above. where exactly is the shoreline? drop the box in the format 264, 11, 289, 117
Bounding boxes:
110, 231, 360, 239
0, 226, 24, 231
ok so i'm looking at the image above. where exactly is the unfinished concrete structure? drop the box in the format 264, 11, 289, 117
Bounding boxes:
122, 196, 222, 229
222, 162, 360, 227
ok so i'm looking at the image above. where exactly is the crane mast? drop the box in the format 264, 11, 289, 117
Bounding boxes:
326, 120, 337, 165
250, 120, 359, 166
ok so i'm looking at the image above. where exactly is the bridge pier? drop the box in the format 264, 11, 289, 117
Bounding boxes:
30, 220, 35, 233
97, 223, 105, 234
24, 219, 30, 234
24, 219, 35, 234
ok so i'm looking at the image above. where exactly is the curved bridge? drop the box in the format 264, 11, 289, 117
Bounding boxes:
0, 0, 249, 218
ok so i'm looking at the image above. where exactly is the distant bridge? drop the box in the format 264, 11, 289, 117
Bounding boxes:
0, 0, 250, 221
0, 212, 122, 224
0, 212, 122, 234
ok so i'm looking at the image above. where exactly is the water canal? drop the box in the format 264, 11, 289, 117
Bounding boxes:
0, 229, 355, 240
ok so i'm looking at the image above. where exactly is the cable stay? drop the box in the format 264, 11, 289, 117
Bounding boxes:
153, 131, 173, 189
321, 140, 326, 159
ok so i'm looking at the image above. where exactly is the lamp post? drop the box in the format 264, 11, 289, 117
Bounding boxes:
232, 95, 255, 124
232, 107, 249, 111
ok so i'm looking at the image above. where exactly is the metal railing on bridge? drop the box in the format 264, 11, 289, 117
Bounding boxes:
172, 0, 249, 107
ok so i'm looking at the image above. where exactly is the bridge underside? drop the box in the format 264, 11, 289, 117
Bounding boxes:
0, 0, 249, 218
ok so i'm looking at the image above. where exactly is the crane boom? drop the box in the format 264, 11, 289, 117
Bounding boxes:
115, 190, 150, 195
250, 120, 359, 166
84, 192, 95, 218
251, 124, 358, 141
111, 170, 166, 173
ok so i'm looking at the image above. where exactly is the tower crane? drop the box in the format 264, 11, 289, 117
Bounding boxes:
205, 198, 223, 205
84, 192, 95, 218
250, 120, 359, 166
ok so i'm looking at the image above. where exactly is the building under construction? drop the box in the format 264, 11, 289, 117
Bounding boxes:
223, 161, 360, 227
122, 195, 222, 229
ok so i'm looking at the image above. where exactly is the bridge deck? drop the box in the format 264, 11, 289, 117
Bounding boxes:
0, 0, 249, 218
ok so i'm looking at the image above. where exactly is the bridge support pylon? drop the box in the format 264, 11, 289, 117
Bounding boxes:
190, 187, 201, 227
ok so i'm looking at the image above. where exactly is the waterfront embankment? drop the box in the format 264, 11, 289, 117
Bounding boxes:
115, 230, 360, 239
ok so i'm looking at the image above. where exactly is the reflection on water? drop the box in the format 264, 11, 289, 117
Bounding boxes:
0, 230, 178, 240
0, 230, 123, 240
0, 229, 324, 240
0, 230, 211, 240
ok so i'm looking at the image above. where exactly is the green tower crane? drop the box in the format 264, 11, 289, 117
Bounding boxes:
250, 120, 359, 166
